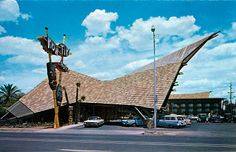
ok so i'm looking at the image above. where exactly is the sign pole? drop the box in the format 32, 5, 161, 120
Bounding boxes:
45, 27, 60, 128
38, 27, 70, 129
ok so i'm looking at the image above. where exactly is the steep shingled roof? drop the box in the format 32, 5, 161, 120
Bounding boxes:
6, 32, 219, 118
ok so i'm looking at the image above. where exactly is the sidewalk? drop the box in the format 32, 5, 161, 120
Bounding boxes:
36, 122, 84, 133
0, 122, 84, 133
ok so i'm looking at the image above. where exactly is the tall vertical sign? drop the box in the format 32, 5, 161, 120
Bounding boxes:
38, 27, 70, 128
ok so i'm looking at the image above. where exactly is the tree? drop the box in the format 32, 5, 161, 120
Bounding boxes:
0, 84, 24, 107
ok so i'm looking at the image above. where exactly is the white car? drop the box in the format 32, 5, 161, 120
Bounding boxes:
84, 116, 104, 127
178, 115, 192, 125
158, 114, 186, 128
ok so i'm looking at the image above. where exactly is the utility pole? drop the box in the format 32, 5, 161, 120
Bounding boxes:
151, 25, 157, 129
229, 82, 234, 104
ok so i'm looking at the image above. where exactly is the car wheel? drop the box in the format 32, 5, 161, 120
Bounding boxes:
132, 123, 137, 127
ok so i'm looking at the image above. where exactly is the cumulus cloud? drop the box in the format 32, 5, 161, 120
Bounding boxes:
0, 25, 6, 34
223, 22, 236, 41
74, 14, 202, 81
116, 16, 200, 51
82, 9, 118, 36
122, 59, 153, 71
32, 68, 46, 74
20, 13, 31, 21
0, 75, 5, 81
74, 60, 86, 68
0, 0, 31, 22
0, 36, 47, 65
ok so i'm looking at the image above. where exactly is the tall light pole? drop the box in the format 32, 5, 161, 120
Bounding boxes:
151, 25, 157, 129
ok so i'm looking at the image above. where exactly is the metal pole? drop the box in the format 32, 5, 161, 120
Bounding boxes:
151, 25, 157, 129
75, 83, 80, 124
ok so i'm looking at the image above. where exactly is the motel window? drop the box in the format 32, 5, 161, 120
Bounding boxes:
205, 104, 210, 107
214, 103, 219, 107
197, 104, 202, 107
189, 109, 193, 113
181, 104, 186, 107
173, 109, 177, 113
197, 108, 202, 112
188, 104, 193, 107
205, 108, 210, 112
213, 109, 219, 114
173, 104, 178, 108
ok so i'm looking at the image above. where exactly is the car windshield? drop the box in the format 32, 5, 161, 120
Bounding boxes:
177, 117, 184, 120
88, 116, 100, 120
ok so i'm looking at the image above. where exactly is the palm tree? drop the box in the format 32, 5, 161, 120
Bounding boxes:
0, 84, 23, 107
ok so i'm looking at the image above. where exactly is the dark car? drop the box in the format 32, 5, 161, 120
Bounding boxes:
209, 115, 224, 123
198, 113, 207, 122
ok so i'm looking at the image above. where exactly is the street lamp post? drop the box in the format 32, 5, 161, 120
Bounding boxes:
151, 25, 157, 129
75, 82, 80, 124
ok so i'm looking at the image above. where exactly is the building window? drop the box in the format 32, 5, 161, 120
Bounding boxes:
197, 104, 202, 107
188, 109, 193, 113
205, 108, 210, 112
181, 104, 186, 107
205, 104, 210, 107
188, 103, 193, 107
173, 104, 178, 108
181, 109, 186, 113
214, 103, 219, 107
213, 109, 219, 114
197, 108, 202, 112
173, 109, 177, 113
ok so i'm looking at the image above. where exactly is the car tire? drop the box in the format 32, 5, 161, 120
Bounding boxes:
132, 123, 136, 127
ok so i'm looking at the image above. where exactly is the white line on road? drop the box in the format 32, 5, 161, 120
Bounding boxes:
59, 149, 111, 152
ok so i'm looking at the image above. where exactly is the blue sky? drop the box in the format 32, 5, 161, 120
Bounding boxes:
0, 0, 236, 100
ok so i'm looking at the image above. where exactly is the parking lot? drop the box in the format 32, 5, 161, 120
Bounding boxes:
65, 122, 236, 138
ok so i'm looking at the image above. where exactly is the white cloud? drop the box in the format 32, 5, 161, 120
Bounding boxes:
82, 9, 118, 36
20, 13, 31, 21
0, 69, 45, 93
122, 59, 153, 71
223, 22, 236, 41
0, 36, 47, 65
0, 0, 20, 22
32, 68, 46, 74
0, 25, 6, 34
74, 60, 86, 68
0, 0, 30, 22
116, 16, 200, 51
0, 75, 5, 81
90, 71, 113, 79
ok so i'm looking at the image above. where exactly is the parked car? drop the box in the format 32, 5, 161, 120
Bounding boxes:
121, 116, 144, 127
157, 114, 186, 128
187, 115, 198, 122
209, 115, 224, 123
178, 115, 192, 125
198, 113, 208, 122
84, 116, 104, 127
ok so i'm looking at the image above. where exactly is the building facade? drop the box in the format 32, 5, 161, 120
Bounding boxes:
168, 92, 224, 116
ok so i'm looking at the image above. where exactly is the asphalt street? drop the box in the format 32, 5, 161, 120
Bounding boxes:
0, 123, 236, 152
